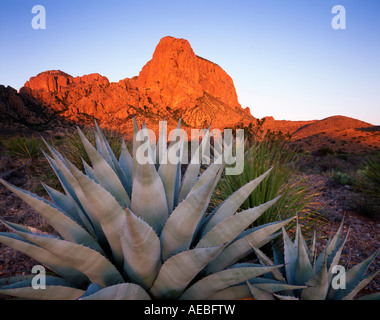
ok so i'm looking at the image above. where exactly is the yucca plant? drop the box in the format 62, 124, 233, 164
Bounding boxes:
212, 139, 321, 239
357, 156, 380, 195
0, 118, 300, 300
245, 219, 379, 300
5, 136, 45, 159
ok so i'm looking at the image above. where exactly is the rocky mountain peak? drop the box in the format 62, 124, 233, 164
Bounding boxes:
2, 36, 253, 135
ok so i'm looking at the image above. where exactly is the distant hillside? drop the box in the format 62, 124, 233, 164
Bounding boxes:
287, 116, 380, 154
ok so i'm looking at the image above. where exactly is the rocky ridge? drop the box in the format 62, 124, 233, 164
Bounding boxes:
6, 36, 252, 137
0, 36, 379, 153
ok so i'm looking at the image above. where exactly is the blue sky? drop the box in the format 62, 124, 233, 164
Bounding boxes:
1, 0, 379, 124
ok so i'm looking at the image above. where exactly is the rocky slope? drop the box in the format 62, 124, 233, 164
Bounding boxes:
289, 116, 380, 153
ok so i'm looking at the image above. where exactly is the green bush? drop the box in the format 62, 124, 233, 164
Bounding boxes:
331, 170, 354, 186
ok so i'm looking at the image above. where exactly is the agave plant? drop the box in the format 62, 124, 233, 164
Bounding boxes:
0, 118, 300, 300
245, 220, 380, 300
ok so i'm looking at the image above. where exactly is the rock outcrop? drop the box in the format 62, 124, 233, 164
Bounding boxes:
9, 36, 252, 136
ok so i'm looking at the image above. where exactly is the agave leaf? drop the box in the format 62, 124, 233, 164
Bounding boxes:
132, 116, 140, 178
177, 160, 201, 205
177, 128, 211, 203
120, 208, 161, 290
206, 217, 294, 274
356, 292, 380, 300
201, 168, 273, 236
0, 276, 85, 300
342, 270, 380, 300
77, 126, 131, 209
79, 283, 104, 298
294, 222, 314, 286
273, 293, 299, 300
66, 160, 126, 267
249, 244, 286, 282
141, 120, 157, 161
41, 143, 80, 203
246, 281, 275, 300
94, 131, 114, 170
0, 275, 36, 287
41, 136, 69, 167
1, 220, 44, 236
282, 227, 298, 285
326, 228, 351, 283
310, 228, 317, 267
301, 255, 329, 300
0, 230, 88, 286
82, 159, 98, 183
156, 117, 167, 167
188, 156, 225, 197
118, 139, 133, 196
158, 131, 184, 213
42, 152, 97, 237
80, 283, 151, 300
206, 285, 252, 300
160, 176, 217, 261
248, 277, 307, 293
197, 197, 280, 249
180, 265, 282, 300
207, 279, 305, 300
294, 217, 310, 255
131, 162, 169, 235
315, 220, 345, 271
328, 250, 379, 300
42, 182, 84, 226
94, 121, 132, 195
166, 117, 183, 152
0, 178, 103, 255
10, 229, 124, 287
150, 245, 225, 299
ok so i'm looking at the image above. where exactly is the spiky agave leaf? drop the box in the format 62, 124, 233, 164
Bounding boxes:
120, 208, 161, 290
80, 283, 151, 300
252, 219, 380, 300
0, 276, 85, 300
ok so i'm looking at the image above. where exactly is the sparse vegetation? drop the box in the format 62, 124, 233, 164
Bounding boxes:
4, 136, 45, 159
331, 170, 354, 186
357, 155, 380, 195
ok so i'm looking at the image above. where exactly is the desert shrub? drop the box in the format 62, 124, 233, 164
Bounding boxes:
331, 170, 354, 186
350, 197, 378, 220
312, 147, 335, 157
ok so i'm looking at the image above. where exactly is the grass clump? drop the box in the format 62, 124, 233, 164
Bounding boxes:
4, 136, 45, 159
